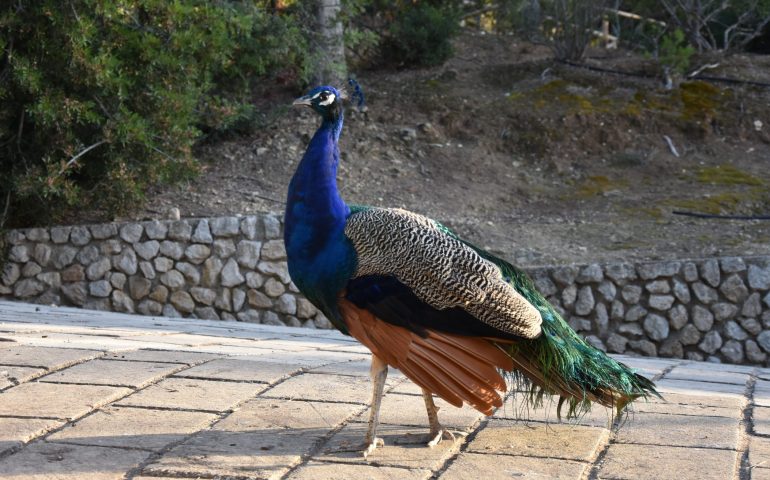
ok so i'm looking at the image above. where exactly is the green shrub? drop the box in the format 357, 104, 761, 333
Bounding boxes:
0, 1, 309, 228
659, 29, 695, 75
386, 3, 461, 67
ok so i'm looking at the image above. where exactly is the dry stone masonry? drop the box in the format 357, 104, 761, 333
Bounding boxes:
1, 214, 331, 330
2, 214, 769, 366
529, 257, 770, 366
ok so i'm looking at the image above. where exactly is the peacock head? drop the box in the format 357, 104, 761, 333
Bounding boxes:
293, 86, 343, 122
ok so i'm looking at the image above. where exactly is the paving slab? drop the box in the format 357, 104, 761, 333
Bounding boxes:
465, 420, 608, 462
0, 417, 65, 454
309, 358, 407, 380
315, 422, 463, 470
194, 344, 368, 366
288, 461, 430, 479
40, 359, 182, 388
0, 383, 131, 419
655, 378, 748, 399
679, 361, 755, 374
116, 377, 264, 412
493, 397, 617, 428
134, 477, 193, 480
318, 343, 372, 354
439, 452, 588, 479
214, 397, 360, 432
753, 468, 770, 480
754, 405, 770, 436
122, 332, 263, 347
598, 444, 738, 480
353, 392, 483, 432
612, 357, 680, 377
647, 391, 745, 409
0, 441, 150, 480
0, 345, 101, 369
6, 332, 181, 351
251, 337, 350, 351
174, 357, 303, 383
749, 436, 770, 470
663, 367, 751, 385
144, 430, 312, 479
756, 380, 770, 407
48, 406, 218, 451
613, 412, 739, 449
103, 349, 219, 364
263, 372, 397, 404
145, 398, 358, 479
632, 398, 741, 418
0, 365, 46, 389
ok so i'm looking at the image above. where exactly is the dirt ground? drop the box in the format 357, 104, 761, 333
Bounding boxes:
137, 33, 770, 267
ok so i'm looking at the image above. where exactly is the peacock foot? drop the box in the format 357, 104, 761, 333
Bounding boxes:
403, 427, 457, 447
362, 436, 384, 458
427, 427, 456, 447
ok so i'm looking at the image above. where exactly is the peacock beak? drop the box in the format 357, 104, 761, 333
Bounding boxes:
292, 95, 312, 107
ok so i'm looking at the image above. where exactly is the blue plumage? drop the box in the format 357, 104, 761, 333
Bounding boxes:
284, 86, 355, 333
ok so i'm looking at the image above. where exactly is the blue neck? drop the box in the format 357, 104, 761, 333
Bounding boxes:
284, 114, 355, 331
285, 115, 349, 252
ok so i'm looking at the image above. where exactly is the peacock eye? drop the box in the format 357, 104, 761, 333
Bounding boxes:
320, 92, 328, 101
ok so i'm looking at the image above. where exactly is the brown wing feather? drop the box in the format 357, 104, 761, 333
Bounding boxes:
339, 298, 513, 415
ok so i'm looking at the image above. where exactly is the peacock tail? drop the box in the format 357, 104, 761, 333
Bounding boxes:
465, 241, 661, 419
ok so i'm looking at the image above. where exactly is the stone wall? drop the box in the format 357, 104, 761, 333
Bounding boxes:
0, 214, 332, 329
527, 258, 770, 366
1, 214, 770, 365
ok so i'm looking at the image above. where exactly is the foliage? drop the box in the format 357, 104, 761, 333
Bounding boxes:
339, 0, 382, 68
658, 28, 695, 75
0, 1, 310, 227
384, 2, 461, 67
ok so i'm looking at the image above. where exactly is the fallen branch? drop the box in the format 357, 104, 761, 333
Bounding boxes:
688, 63, 720, 78
66, 140, 106, 170
49, 139, 107, 186
663, 135, 679, 157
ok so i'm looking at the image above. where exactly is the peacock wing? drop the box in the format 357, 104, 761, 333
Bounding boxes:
344, 207, 542, 339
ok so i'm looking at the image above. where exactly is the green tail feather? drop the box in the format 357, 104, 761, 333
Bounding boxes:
459, 239, 661, 419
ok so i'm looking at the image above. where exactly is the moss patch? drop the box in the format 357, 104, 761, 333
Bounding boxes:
663, 187, 770, 215
696, 165, 764, 186
679, 81, 729, 122
575, 175, 628, 198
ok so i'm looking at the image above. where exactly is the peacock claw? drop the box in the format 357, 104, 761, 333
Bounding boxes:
404, 428, 457, 447
362, 437, 384, 458
427, 428, 456, 447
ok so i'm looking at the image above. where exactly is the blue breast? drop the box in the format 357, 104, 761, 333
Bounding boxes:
284, 119, 357, 332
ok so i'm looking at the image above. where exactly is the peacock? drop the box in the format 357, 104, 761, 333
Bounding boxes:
284, 83, 659, 457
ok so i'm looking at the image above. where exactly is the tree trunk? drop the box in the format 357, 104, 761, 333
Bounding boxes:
315, 0, 347, 86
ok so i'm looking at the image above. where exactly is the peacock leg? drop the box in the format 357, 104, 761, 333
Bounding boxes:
422, 389, 455, 447
363, 354, 388, 458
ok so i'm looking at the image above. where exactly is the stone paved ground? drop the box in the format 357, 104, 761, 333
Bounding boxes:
0, 300, 768, 480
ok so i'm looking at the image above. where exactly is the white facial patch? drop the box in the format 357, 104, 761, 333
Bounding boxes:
319, 92, 336, 106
